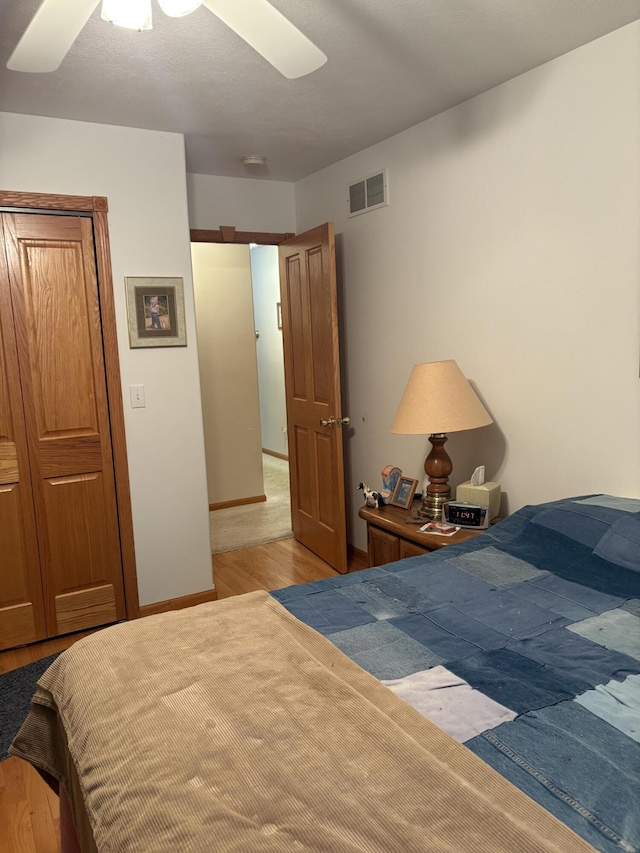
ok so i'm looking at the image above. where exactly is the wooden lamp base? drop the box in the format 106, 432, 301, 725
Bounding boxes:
418, 433, 452, 519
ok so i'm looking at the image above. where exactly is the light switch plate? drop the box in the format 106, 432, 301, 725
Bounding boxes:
130, 384, 146, 408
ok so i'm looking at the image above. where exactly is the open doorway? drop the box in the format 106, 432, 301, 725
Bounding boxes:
191, 223, 349, 573
191, 241, 293, 554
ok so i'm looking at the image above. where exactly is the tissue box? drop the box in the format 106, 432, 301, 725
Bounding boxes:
456, 481, 501, 520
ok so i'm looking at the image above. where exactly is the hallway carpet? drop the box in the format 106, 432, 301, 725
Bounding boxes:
210, 454, 293, 554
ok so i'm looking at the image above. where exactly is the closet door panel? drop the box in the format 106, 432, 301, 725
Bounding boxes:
12, 217, 100, 461
0, 484, 42, 649
43, 472, 118, 633
0, 337, 19, 488
0, 225, 46, 650
3, 213, 125, 637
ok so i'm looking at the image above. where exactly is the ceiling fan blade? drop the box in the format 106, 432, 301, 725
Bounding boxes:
202, 0, 326, 79
7, 0, 101, 72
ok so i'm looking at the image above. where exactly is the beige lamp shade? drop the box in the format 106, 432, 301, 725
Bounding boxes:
391, 360, 492, 435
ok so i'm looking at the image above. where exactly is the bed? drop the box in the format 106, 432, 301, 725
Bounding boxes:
10, 494, 640, 853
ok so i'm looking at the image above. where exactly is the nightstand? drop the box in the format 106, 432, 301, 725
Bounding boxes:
359, 500, 496, 568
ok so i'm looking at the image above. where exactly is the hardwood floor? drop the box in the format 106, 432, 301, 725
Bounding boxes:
0, 757, 60, 853
0, 630, 96, 678
214, 537, 365, 598
0, 538, 366, 853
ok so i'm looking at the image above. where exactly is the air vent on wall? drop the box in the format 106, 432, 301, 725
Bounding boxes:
347, 169, 388, 217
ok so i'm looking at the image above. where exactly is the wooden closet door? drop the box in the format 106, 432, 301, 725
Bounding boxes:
0, 234, 46, 650
2, 213, 126, 637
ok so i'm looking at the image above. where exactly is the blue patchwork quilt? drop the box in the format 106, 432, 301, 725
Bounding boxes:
271, 496, 640, 853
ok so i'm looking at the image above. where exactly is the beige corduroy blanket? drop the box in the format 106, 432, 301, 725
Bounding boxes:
11, 591, 596, 853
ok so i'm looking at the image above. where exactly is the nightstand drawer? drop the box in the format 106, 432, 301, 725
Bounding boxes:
399, 540, 429, 559
368, 526, 400, 567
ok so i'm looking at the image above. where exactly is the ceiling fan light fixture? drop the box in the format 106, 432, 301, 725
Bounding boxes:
158, 0, 204, 17
101, 0, 153, 31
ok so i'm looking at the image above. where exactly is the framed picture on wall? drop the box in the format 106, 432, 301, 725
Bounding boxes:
125, 277, 187, 348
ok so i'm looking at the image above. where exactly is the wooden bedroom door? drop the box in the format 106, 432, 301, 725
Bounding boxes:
279, 223, 348, 573
0, 212, 126, 643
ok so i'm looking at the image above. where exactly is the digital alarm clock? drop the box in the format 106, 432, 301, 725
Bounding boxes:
442, 501, 490, 529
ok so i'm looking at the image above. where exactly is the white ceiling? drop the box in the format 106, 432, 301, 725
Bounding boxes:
1, 0, 639, 182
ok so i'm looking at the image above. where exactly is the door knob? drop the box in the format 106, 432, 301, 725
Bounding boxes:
336, 416, 350, 427
320, 417, 336, 428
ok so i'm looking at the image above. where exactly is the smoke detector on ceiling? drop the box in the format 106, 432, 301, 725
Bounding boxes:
242, 155, 267, 166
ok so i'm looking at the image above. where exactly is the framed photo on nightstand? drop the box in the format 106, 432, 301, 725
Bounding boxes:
390, 476, 419, 508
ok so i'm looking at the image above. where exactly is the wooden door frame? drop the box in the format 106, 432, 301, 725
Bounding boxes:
190, 227, 295, 246
0, 190, 140, 619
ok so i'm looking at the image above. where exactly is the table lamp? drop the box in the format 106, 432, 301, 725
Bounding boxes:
390, 360, 493, 520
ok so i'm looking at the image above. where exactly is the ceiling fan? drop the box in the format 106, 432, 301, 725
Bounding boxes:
7, 0, 327, 79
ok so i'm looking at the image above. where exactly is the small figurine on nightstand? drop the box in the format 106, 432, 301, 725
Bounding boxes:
357, 482, 385, 508
381, 465, 402, 497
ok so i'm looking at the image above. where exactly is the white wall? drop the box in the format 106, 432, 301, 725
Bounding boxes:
192, 243, 264, 504
251, 246, 288, 456
0, 112, 213, 605
295, 22, 640, 551
187, 173, 296, 232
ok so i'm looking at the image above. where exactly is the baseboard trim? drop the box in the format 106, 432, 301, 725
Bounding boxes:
348, 544, 369, 569
262, 448, 289, 461
209, 495, 266, 511
139, 588, 218, 618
